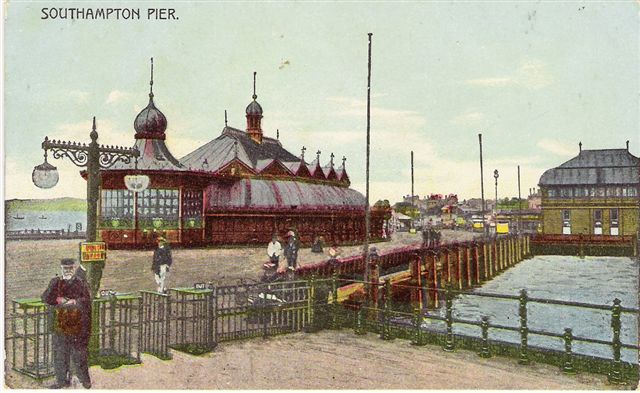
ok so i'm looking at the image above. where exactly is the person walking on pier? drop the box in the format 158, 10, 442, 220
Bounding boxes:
41, 258, 92, 389
284, 230, 300, 271
152, 236, 173, 293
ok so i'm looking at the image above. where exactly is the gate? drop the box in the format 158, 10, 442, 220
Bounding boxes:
139, 291, 171, 359
169, 288, 216, 354
215, 280, 312, 342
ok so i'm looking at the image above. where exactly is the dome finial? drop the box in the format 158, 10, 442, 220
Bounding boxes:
149, 57, 154, 99
252, 71, 257, 100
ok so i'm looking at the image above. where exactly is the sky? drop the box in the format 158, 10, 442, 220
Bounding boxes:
3, 1, 639, 203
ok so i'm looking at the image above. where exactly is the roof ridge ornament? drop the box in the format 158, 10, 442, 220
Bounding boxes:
342, 156, 347, 169
579, 141, 582, 153
224, 110, 228, 127
316, 150, 321, 163
149, 57, 154, 100
330, 152, 335, 168
301, 146, 306, 161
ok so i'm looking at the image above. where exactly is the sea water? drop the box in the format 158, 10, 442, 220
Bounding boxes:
424, 255, 639, 363
6, 210, 86, 232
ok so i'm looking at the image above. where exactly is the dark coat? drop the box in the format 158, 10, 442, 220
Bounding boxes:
41, 276, 92, 344
152, 245, 173, 274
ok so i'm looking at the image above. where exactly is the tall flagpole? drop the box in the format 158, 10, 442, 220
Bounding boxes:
364, 33, 373, 284
479, 134, 487, 238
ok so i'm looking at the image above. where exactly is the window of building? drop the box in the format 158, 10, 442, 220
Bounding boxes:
100, 189, 134, 228
137, 188, 179, 229
595, 187, 605, 197
594, 209, 602, 221
562, 210, 570, 221
547, 188, 557, 198
560, 188, 573, 198
562, 210, 571, 235
610, 208, 619, 235
182, 190, 203, 228
610, 208, 618, 221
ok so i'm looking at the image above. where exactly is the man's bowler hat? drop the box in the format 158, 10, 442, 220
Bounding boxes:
60, 258, 76, 266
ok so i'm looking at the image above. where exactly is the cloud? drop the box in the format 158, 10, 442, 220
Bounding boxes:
536, 138, 577, 157
52, 119, 130, 146
465, 60, 552, 90
69, 90, 90, 104
106, 90, 131, 104
327, 96, 426, 129
450, 111, 485, 126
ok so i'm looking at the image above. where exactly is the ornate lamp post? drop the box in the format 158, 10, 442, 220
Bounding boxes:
32, 117, 147, 298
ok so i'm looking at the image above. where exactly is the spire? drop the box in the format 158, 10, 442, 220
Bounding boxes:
301, 146, 306, 161
342, 156, 347, 168
579, 141, 582, 153
330, 152, 335, 168
253, 71, 257, 100
626, 140, 629, 151
277, 129, 279, 140
149, 57, 154, 100
316, 150, 321, 162
224, 110, 228, 127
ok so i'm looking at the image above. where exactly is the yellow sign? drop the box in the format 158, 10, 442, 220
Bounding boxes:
80, 242, 107, 262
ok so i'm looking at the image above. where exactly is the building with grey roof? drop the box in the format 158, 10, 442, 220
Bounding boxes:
535, 142, 639, 255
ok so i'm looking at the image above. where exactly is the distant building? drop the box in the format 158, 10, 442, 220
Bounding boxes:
538, 143, 639, 238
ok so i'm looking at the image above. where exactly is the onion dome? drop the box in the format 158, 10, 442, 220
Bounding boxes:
246, 99, 263, 116
134, 58, 167, 140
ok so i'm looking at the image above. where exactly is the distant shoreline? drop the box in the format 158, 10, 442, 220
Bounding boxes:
5, 197, 86, 212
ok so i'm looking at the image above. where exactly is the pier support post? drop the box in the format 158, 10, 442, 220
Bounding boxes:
456, 247, 463, 289
518, 289, 530, 365
482, 241, 488, 281
443, 283, 455, 352
562, 328, 576, 374
465, 246, 472, 287
608, 298, 626, 385
474, 243, 481, 284
488, 241, 494, 278
492, 239, 498, 274
479, 316, 491, 358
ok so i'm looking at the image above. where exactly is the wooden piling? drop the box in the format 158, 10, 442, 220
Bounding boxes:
474, 243, 481, 284
456, 246, 463, 289
465, 245, 472, 287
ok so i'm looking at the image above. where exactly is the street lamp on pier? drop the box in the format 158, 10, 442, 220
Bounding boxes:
493, 169, 499, 216
32, 116, 147, 298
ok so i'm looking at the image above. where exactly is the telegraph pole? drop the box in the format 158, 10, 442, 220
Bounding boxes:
364, 33, 373, 284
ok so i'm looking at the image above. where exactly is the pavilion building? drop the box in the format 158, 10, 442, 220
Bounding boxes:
96, 65, 387, 248
535, 142, 639, 255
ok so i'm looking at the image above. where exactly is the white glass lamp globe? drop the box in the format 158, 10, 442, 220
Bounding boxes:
32, 161, 59, 189
124, 174, 150, 192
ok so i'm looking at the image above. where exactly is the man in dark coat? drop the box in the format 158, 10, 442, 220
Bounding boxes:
152, 235, 173, 293
41, 258, 92, 389
284, 230, 299, 270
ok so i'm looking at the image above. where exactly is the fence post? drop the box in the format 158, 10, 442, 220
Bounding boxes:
380, 279, 393, 341
562, 328, 575, 374
305, 275, 315, 333
329, 272, 340, 330
518, 289, 530, 365
608, 298, 626, 385
411, 308, 426, 346
479, 316, 491, 358
354, 302, 366, 335
443, 283, 455, 352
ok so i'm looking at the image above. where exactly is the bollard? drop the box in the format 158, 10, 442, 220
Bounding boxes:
562, 328, 576, 374
479, 316, 491, 358
518, 289, 530, 365
443, 283, 455, 352
380, 279, 393, 340
354, 302, 366, 335
608, 298, 626, 385
411, 308, 426, 346
329, 272, 340, 330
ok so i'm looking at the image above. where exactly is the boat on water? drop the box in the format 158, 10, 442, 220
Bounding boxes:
12, 215, 25, 220
39, 215, 47, 219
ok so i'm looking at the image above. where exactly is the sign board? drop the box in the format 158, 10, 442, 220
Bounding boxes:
80, 242, 107, 262
194, 283, 206, 290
